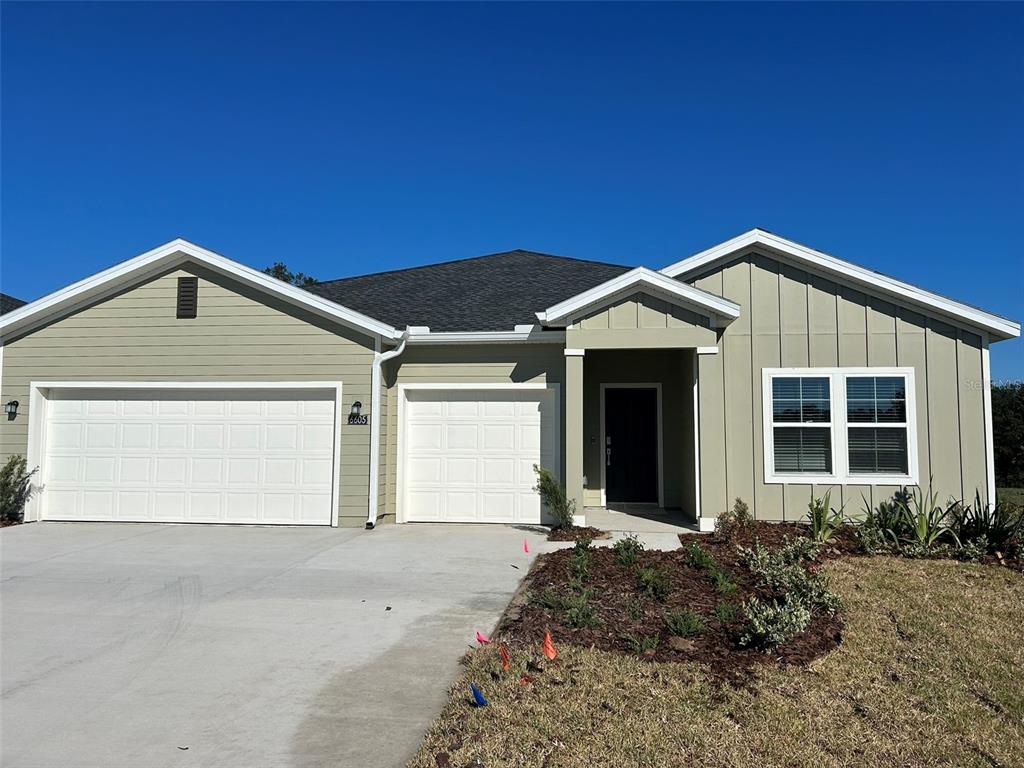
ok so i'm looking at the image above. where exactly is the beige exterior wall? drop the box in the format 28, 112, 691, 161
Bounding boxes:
380, 344, 566, 519
568, 293, 717, 350
0, 263, 378, 527
690, 252, 991, 521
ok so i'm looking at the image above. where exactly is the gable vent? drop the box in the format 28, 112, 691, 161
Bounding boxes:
176, 276, 198, 319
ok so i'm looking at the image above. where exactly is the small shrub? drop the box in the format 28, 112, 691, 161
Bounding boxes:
625, 598, 645, 621
613, 534, 644, 566
666, 609, 706, 637
530, 587, 563, 611
622, 633, 660, 653
739, 540, 841, 615
712, 569, 739, 597
684, 540, 717, 570
713, 602, 740, 622
0, 456, 38, 525
637, 566, 671, 602
739, 597, 812, 650
957, 534, 988, 562
533, 465, 575, 529
807, 490, 844, 543
858, 488, 913, 549
562, 588, 601, 628
569, 536, 594, 579
715, 497, 752, 541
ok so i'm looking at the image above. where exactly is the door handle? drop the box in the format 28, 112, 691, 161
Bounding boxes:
606, 447, 612, 466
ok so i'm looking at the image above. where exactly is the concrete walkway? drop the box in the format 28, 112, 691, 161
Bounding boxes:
0, 522, 547, 768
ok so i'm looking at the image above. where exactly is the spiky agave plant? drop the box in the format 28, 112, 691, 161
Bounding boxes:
901, 486, 960, 550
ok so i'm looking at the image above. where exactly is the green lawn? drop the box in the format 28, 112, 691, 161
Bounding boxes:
998, 487, 1024, 508
411, 556, 1024, 768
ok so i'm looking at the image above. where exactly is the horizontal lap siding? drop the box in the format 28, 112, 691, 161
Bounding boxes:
0, 264, 377, 527
690, 251, 991, 521
382, 344, 566, 518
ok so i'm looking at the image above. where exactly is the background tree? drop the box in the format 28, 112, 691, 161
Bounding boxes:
263, 262, 317, 287
992, 381, 1024, 488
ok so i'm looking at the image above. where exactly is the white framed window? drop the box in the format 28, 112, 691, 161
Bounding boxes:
762, 367, 918, 486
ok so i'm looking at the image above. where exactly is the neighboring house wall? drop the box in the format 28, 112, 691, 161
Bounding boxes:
689, 252, 990, 521
381, 344, 565, 518
0, 264, 378, 527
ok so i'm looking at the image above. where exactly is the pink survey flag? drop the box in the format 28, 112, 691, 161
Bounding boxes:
523, 538, 530, 554
475, 630, 491, 645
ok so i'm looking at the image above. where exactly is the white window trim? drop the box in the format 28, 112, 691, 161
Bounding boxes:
761, 367, 919, 486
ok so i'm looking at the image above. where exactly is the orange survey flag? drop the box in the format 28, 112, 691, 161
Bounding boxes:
542, 631, 557, 660
499, 644, 510, 671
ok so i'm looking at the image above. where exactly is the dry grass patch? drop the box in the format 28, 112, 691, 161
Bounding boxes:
411, 557, 1024, 768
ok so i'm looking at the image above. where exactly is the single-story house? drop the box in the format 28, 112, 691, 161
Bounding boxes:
0, 229, 1018, 530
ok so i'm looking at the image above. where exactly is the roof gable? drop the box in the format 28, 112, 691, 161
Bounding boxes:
661, 229, 1020, 340
536, 266, 741, 328
0, 239, 400, 343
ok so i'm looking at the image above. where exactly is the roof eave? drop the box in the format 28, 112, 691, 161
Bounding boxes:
537, 266, 741, 329
660, 229, 1020, 341
0, 238, 402, 343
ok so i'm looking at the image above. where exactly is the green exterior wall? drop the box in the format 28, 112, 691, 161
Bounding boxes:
0, 263, 379, 527
690, 252, 990, 521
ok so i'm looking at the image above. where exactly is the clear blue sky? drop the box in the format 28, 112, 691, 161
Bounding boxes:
2, 2, 1021, 377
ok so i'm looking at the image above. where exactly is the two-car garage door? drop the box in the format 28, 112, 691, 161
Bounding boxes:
401, 388, 559, 524
39, 388, 338, 525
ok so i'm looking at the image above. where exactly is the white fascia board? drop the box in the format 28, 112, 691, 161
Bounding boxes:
405, 326, 566, 344
0, 238, 402, 342
536, 267, 740, 327
660, 229, 1020, 341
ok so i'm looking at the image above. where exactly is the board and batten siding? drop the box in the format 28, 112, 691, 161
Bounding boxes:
691, 253, 990, 521
380, 344, 565, 520
0, 264, 378, 526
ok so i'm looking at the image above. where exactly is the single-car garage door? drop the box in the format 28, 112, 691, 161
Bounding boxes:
39, 387, 338, 525
401, 387, 559, 523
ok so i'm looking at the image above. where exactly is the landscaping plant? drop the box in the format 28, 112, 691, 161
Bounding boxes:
950, 491, 1024, 556
739, 597, 812, 650
684, 540, 717, 570
621, 633, 659, 653
569, 535, 594, 579
807, 490, 844, 543
532, 465, 575, 529
637, 566, 671, 602
665, 609, 705, 637
713, 602, 740, 622
612, 534, 644, 566
561, 588, 601, 628
900, 486, 960, 552
715, 497, 752, 541
0, 455, 37, 525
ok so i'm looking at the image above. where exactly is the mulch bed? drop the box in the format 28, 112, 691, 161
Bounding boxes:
497, 528, 844, 679
681, 521, 863, 559
547, 525, 611, 542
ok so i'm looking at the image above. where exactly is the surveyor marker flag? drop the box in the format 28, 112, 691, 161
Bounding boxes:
542, 631, 557, 660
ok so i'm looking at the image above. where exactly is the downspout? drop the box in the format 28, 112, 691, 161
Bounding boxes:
366, 329, 409, 529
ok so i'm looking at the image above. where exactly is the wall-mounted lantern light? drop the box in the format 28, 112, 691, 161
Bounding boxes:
347, 400, 368, 426
4, 400, 19, 420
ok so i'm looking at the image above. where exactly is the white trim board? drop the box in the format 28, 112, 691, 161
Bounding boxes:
24, 380, 344, 527
536, 267, 741, 329
661, 229, 1020, 341
599, 383, 665, 508
394, 382, 562, 524
0, 238, 401, 343
760, 367, 919, 487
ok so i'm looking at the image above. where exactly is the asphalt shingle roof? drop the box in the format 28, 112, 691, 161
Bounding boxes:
0, 292, 27, 316
307, 249, 633, 332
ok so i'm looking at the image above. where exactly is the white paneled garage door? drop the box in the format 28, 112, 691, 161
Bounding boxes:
401, 387, 559, 524
39, 387, 338, 525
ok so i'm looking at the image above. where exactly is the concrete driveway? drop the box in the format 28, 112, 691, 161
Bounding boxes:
1, 522, 546, 768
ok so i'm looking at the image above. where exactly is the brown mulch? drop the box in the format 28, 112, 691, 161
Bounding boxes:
496, 535, 843, 680
681, 521, 863, 559
547, 525, 611, 542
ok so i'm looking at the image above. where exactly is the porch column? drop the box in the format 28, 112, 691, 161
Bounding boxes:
564, 348, 586, 518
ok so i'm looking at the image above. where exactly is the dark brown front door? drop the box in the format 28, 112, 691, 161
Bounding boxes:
604, 387, 659, 503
